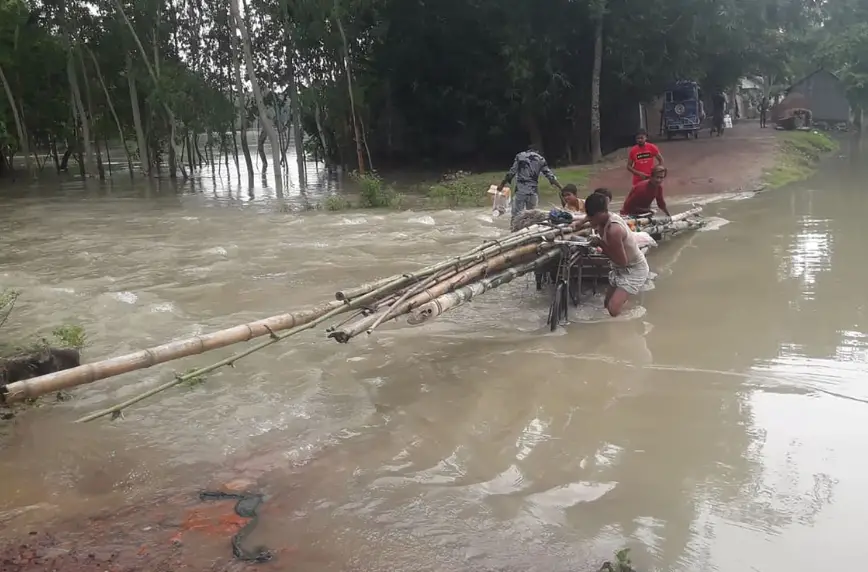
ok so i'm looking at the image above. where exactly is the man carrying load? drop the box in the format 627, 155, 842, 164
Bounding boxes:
497, 146, 562, 231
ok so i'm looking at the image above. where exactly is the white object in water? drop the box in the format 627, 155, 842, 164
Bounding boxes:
633, 231, 657, 249
489, 185, 511, 217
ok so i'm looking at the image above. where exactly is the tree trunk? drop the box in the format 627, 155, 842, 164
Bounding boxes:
333, 7, 366, 174
0, 62, 31, 173
50, 137, 60, 173
104, 134, 113, 177
229, 17, 256, 187
67, 51, 93, 175
314, 95, 329, 164
230, 1, 282, 194
257, 129, 268, 170
206, 131, 216, 174
60, 146, 72, 172
126, 55, 149, 176
230, 128, 240, 178
69, 90, 86, 177
287, 50, 306, 187
76, 48, 105, 180
87, 47, 134, 178
589, 11, 604, 163
194, 135, 204, 168
113, 0, 187, 179
186, 132, 194, 173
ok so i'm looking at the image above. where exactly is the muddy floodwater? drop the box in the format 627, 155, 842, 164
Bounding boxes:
1, 151, 868, 571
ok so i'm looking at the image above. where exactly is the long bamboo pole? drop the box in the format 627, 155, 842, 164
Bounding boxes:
329, 242, 549, 342
333, 222, 576, 302
1, 300, 344, 404
407, 249, 561, 325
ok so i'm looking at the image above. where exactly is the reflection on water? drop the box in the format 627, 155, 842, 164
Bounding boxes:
1, 133, 342, 210
1, 151, 868, 571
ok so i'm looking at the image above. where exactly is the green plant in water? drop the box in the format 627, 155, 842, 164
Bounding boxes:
427, 179, 487, 207
181, 367, 206, 387
0, 289, 20, 330
597, 548, 636, 572
324, 195, 353, 211
51, 324, 87, 349
352, 171, 401, 208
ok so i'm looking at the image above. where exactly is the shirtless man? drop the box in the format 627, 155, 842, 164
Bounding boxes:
584, 192, 650, 317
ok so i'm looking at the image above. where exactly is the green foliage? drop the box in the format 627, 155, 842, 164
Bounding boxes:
0, 288, 19, 328
181, 367, 206, 387
597, 548, 636, 572
763, 130, 838, 188
51, 324, 87, 349
427, 179, 487, 208
324, 195, 352, 211
0, 0, 832, 180
352, 171, 403, 208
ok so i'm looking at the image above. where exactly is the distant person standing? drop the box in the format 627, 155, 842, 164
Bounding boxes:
760, 96, 770, 128
498, 146, 562, 231
711, 91, 727, 135
626, 129, 664, 187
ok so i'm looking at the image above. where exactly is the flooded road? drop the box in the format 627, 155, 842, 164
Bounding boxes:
1, 151, 868, 571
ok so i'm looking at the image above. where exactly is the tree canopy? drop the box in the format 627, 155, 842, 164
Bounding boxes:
0, 0, 855, 185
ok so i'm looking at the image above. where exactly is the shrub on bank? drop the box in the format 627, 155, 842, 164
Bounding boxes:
352, 172, 404, 208
763, 130, 839, 188
426, 179, 488, 207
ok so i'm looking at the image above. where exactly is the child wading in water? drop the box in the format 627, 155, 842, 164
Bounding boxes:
560, 184, 585, 213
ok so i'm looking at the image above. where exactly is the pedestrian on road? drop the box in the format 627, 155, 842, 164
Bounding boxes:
626, 129, 664, 187
498, 146, 562, 231
621, 165, 671, 218
760, 96, 769, 128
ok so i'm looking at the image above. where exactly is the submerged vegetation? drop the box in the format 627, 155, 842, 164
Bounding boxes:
764, 130, 839, 188
1, 287, 86, 408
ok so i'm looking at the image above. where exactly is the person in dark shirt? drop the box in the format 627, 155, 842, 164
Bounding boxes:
621, 165, 670, 217
498, 147, 562, 231
760, 96, 770, 128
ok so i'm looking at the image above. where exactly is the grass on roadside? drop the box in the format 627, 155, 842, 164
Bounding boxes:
763, 130, 839, 188
317, 164, 594, 211
422, 165, 593, 208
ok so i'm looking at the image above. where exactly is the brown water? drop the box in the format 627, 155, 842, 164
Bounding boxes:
1, 154, 868, 571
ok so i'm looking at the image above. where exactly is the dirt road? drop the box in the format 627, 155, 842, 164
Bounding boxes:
590, 120, 778, 198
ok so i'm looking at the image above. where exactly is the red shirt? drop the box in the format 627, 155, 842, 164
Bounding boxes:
628, 143, 660, 186
621, 180, 666, 215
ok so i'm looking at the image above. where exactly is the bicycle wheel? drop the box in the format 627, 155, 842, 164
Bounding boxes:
549, 281, 570, 331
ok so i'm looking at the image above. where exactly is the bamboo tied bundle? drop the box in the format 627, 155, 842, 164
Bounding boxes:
0, 205, 706, 421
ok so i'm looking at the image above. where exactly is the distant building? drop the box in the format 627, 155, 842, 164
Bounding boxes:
773, 70, 850, 124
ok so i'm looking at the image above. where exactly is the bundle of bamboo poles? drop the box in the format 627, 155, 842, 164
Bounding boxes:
0, 206, 705, 419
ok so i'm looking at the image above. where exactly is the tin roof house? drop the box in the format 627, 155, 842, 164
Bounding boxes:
774, 69, 851, 124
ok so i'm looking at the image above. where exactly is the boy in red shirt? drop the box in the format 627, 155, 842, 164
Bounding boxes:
626, 129, 664, 186
621, 165, 671, 217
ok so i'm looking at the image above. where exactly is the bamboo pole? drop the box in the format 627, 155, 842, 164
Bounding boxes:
335, 276, 398, 301
1, 300, 345, 404
407, 249, 561, 325
329, 242, 549, 342
333, 222, 576, 302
